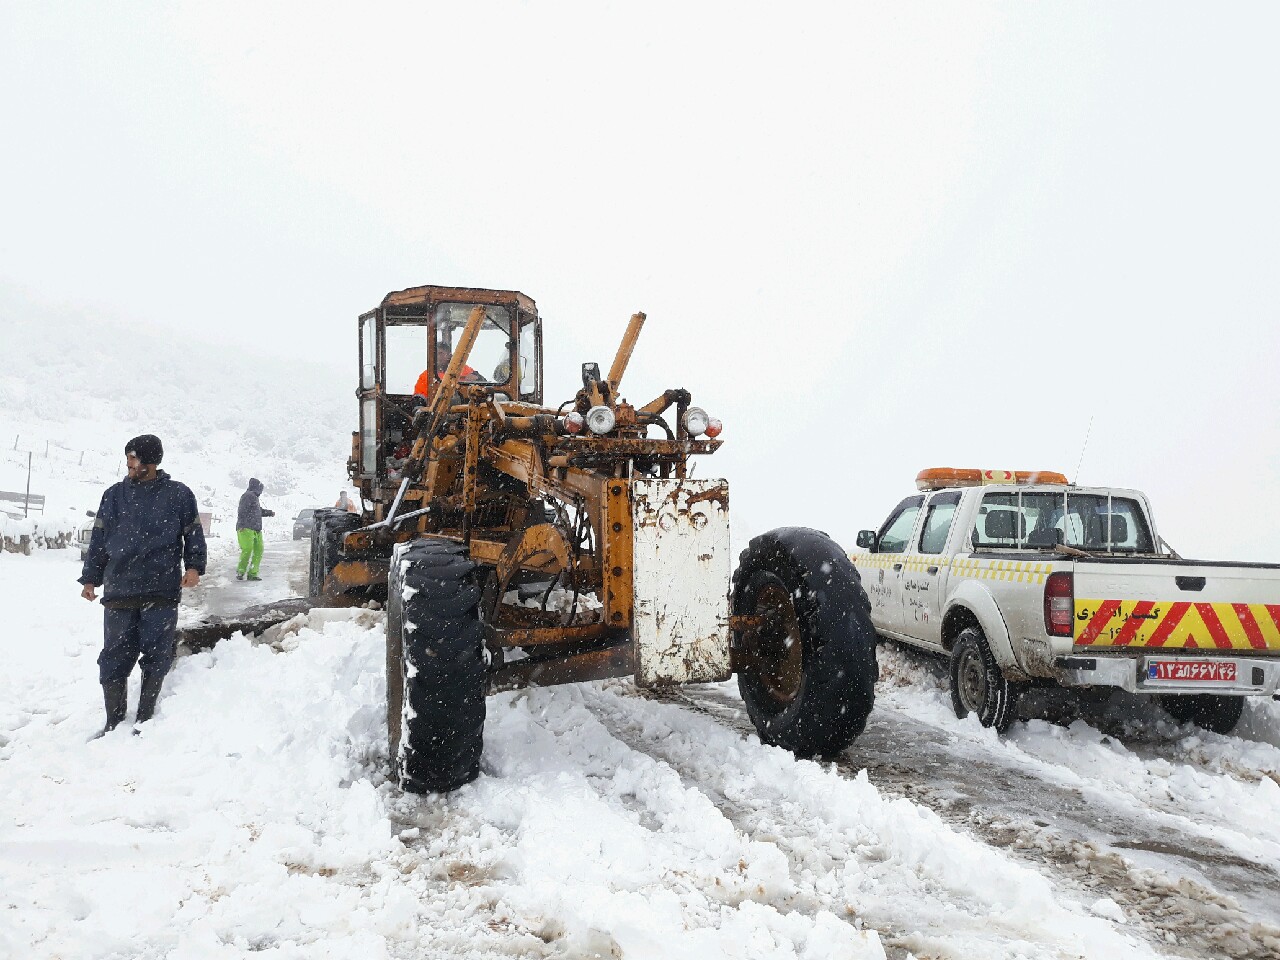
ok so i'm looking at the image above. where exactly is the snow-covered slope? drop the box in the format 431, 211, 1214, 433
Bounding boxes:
0, 304, 353, 540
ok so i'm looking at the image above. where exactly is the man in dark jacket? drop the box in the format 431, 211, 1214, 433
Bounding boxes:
78, 435, 207, 736
235, 477, 274, 581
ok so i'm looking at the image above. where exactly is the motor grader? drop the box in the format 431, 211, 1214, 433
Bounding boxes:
309, 284, 878, 793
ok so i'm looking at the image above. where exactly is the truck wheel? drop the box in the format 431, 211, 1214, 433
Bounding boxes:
387, 539, 486, 794
1159, 694, 1244, 734
732, 527, 877, 758
950, 627, 1021, 732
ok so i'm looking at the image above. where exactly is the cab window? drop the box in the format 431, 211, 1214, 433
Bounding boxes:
384, 321, 430, 394
518, 315, 540, 400
876, 496, 923, 554
918, 492, 961, 554
436, 303, 514, 386
381, 305, 517, 396
973, 491, 1154, 552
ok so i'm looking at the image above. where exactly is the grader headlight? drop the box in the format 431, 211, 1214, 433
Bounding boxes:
683, 406, 710, 437
586, 405, 616, 435
563, 411, 585, 434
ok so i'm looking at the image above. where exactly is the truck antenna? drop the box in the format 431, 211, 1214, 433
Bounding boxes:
1073, 414, 1094, 484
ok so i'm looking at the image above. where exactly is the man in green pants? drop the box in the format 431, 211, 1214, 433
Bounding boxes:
235, 478, 275, 581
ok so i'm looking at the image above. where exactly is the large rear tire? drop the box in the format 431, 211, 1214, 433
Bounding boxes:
1159, 693, 1244, 734
949, 627, 1021, 732
387, 539, 487, 794
732, 527, 878, 758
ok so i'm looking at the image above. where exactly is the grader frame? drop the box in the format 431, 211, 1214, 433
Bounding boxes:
313, 284, 878, 793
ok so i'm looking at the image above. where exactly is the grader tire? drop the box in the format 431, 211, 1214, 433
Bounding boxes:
387, 539, 486, 794
308, 509, 339, 597
732, 527, 877, 758
308, 509, 360, 597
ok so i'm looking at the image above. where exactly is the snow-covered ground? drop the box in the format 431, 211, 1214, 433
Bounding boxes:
4, 541, 1279, 959
3, 309, 1279, 959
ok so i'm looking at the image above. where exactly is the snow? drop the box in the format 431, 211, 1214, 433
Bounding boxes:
3, 547, 1174, 959
2, 312, 1277, 958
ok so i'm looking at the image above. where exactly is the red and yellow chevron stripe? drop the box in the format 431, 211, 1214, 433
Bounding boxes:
1074, 599, 1280, 651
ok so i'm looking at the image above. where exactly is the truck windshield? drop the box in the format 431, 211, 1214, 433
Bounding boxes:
974, 491, 1154, 553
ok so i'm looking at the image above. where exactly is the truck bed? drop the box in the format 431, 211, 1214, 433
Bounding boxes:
1069, 556, 1280, 654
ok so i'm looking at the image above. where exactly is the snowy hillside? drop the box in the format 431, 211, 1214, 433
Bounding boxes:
0, 303, 354, 540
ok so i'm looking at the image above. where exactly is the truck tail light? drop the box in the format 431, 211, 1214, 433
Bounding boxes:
1044, 571, 1074, 638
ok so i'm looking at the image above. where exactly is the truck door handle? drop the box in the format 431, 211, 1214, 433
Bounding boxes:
892, 563, 903, 571
927, 566, 939, 575
1176, 576, 1206, 591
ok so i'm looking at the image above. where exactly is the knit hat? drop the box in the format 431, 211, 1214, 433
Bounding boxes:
125, 434, 164, 465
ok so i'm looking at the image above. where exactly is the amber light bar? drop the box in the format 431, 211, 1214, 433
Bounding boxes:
915, 467, 1070, 491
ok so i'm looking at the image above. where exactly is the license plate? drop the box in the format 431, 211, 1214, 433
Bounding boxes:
1146, 659, 1237, 683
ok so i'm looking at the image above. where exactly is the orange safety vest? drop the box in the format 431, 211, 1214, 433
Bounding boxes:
414, 365, 476, 397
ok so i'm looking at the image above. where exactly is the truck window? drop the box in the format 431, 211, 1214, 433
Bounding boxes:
876, 496, 923, 554
973, 491, 1154, 552
1065, 494, 1153, 552
918, 492, 961, 554
974, 492, 1021, 547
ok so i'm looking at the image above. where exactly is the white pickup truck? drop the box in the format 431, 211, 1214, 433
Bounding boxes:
854, 468, 1280, 734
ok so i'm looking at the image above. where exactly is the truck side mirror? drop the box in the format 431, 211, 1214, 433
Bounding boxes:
856, 530, 877, 550
86, 510, 96, 518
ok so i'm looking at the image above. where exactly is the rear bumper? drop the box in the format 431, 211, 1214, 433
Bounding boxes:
1053, 654, 1280, 696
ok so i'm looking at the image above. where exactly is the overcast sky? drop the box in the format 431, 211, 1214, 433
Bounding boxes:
3, 2, 1279, 559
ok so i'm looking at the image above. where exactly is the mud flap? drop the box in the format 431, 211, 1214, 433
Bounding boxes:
631, 478, 732, 686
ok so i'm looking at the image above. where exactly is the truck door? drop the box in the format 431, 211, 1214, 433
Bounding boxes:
901, 491, 961, 648
867, 496, 924, 639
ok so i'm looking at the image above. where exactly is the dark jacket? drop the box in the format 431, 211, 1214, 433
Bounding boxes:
79, 472, 207, 605
236, 478, 274, 531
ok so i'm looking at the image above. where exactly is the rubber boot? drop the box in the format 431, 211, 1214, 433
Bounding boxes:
93, 680, 128, 739
134, 671, 166, 725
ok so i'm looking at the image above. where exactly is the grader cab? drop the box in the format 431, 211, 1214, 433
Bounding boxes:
309, 284, 878, 793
